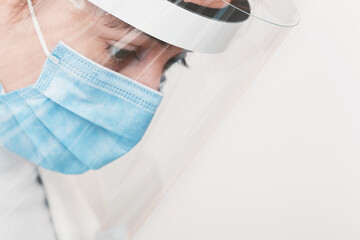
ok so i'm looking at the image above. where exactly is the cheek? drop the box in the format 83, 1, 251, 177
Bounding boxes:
0, 37, 47, 92
121, 60, 164, 90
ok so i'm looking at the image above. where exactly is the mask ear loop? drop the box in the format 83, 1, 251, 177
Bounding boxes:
27, 0, 60, 63
0, 82, 5, 95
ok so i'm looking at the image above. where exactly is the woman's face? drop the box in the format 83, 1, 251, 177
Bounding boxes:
0, 0, 226, 93
0, 0, 185, 92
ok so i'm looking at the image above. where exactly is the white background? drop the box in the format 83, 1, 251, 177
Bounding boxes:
136, 0, 360, 239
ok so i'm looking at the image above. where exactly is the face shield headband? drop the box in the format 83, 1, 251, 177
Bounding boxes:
85, 0, 299, 53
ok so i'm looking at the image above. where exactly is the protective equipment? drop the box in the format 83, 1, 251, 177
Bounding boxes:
0, 0, 164, 174
0, 83, 4, 95
0, 0, 299, 238
0, 41, 162, 174
85, 0, 299, 52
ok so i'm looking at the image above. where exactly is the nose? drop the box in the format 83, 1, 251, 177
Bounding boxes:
120, 43, 183, 90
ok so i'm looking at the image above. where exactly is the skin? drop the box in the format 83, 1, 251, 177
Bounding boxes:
184, 0, 228, 8
0, 0, 223, 92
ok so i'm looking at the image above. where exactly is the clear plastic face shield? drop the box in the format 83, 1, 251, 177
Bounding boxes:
0, 0, 299, 238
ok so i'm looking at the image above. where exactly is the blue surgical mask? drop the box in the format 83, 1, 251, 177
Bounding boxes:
0, 41, 163, 174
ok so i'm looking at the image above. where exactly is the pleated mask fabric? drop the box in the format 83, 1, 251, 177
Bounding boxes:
0, 42, 163, 174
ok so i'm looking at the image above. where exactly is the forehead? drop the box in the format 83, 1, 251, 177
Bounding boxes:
102, 14, 169, 46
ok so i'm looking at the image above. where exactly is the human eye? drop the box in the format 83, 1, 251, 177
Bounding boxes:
106, 45, 139, 64
163, 51, 189, 72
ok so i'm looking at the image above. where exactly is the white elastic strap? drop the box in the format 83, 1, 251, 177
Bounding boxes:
0, 82, 5, 95
27, 0, 51, 57
69, 0, 86, 9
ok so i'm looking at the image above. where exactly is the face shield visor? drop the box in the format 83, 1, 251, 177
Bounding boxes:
0, 0, 299, 238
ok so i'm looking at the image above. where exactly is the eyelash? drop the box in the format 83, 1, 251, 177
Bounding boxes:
163, 51, 189, 71
106, 45, 139, 64
106, 44, 189, 70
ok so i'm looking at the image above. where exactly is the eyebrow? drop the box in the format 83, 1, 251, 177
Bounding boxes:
104, 17, 169, 46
